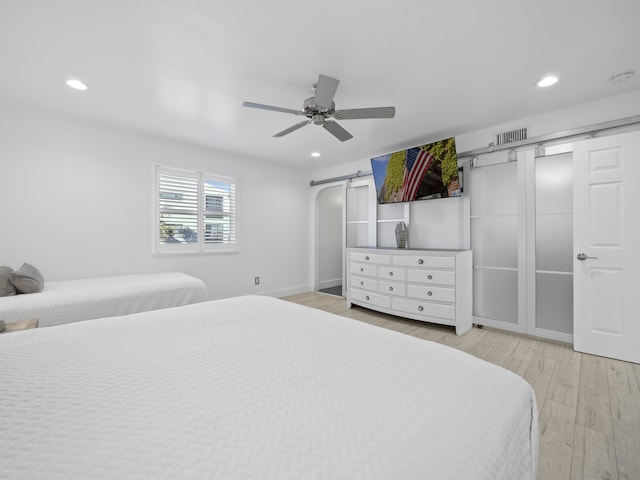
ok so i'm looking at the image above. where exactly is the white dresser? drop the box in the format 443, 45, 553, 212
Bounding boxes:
346, 247, 473, 335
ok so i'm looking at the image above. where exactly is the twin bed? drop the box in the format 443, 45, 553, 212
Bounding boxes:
0, 292, 538, 479
0, 272, 208, 327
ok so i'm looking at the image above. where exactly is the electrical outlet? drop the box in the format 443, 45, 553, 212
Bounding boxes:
254, 276, 260, 285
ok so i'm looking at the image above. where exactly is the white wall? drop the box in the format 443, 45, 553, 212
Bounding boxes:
316, 185, 343, 289
454, 89, 640, 153
0, 102, 312, 299
309, 90, 640, 258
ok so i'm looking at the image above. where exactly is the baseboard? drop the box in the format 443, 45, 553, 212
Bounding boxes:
318, 278, 342, 289
265, 284, 314, 298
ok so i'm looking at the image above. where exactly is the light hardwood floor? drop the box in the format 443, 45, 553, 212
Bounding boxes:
282, 292, 640, 480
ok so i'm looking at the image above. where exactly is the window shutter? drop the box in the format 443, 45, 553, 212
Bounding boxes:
156, 166, 238, 253
203, 174, 237, 251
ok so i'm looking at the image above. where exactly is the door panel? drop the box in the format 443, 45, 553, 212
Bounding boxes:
589, 182, 623, 246
530, 151, 574, 342
470, 157, 522, 331
536, 272, 573, 334
586, 267, 623, 334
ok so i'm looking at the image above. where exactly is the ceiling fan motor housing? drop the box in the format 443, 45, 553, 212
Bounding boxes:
304, 96, 335, 116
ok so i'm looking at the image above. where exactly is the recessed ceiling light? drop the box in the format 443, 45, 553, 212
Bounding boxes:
311, 152, 321, 158
535, 75, 558, 88
66, 79, 88, 91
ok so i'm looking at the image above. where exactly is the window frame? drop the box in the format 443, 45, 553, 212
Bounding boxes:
155, 166, 238, 255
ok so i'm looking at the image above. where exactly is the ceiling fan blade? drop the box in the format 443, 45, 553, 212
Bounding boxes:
314, 74, 340, 109
273, 120, 310, 137
242, 101, 302, 116
323, 120, 353, 142
334, 106, 396, 120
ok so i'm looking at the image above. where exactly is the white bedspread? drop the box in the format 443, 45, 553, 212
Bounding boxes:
0, 272, 208, 327
0, 295, 538, 479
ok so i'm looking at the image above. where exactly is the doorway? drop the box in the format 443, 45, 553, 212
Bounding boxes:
315, 185, 344, 296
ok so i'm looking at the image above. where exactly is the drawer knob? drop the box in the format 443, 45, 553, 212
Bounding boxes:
360, 281, 364, 286
365, 295, 370, 301
418, 305, 424, 312
389, 271, 393, 276
427, 291, 433, 296
365, 256, 370, 261
427, 274, 433, 280
389, 286, 394, 291
360, 267, 364, 272
418, 259, 424, 265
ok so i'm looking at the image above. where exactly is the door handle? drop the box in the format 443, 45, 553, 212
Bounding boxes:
577, 253, 598, 261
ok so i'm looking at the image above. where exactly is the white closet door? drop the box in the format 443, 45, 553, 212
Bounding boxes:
470, 158, 525, 333
573, 131, 640, 364
527, 151, 574, 343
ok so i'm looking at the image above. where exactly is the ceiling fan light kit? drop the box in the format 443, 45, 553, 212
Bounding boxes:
242, 74, 396, 141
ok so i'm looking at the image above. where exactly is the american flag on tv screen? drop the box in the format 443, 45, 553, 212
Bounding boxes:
401, 147, 434, 201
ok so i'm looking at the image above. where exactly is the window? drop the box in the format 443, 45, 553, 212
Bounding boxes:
156, 166, 237, 253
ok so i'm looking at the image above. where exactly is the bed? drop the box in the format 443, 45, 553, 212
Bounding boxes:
0, 272, 208, 328
0, 295, 538, 479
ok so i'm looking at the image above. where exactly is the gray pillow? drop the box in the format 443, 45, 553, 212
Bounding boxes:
10, 263, 45, 294
0, 266, 17, 296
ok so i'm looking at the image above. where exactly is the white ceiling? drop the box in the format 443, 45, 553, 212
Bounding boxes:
1, 0, 639, 170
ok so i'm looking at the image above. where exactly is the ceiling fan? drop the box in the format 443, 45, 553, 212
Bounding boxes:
242, 74, 395, 142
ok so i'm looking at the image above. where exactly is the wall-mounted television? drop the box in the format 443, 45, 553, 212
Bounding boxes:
371, 137, 460, 204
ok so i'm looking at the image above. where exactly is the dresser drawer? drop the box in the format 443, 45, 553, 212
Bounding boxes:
351, 288, 391, 309
350, 262, 377, 277
393, 255, 456, 269
378, 280, 406, 296
350, 251, 391, 265
407, 284, 455, 303
392, 298, 455, 320
350, 275, 377, 291
377, 267, 406, 281
407, 269, 455, 286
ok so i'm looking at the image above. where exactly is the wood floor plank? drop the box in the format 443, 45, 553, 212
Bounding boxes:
465, 329, 512, 363
571, 425, 618, 480
524, 356, 557, 415
483, 333, 522, 368
607, 358, 640, 394
430, 325, 486, 353
502, 336, 540, 377
547, 346, 582, 407
576, 354, 614, 436
610, 390, 640, 480
538, 400, 576, 480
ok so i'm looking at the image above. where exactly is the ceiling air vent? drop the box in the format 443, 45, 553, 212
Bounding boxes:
495, 127, 528, 146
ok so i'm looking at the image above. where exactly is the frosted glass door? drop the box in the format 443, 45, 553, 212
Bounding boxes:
470, 161, 520, 329
470, 149, 574, 341
533, 152, 573, 339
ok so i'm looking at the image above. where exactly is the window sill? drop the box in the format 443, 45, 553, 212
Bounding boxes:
153, 249, 239, 257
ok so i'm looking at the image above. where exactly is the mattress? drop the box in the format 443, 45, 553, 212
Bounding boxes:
0, 272, 208, 327
0, 295, 538, 479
